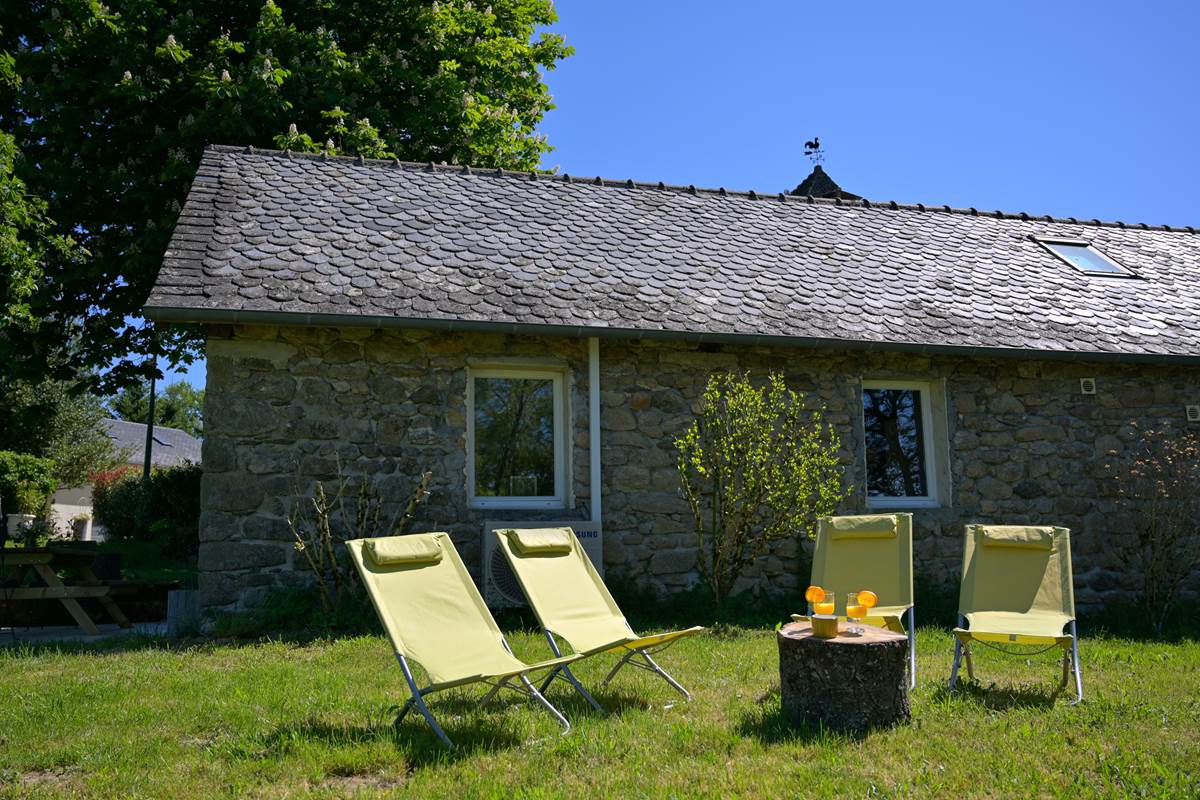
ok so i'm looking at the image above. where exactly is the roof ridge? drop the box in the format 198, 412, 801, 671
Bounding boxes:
205, 143, 1199, 234
104, 416, 197, 440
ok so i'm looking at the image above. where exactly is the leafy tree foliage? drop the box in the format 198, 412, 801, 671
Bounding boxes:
108, 379, 205, 438
40, 385, 126, 488
0, 380, 124, 489
1, 1, 570, 391
0, 129, 88, 371
677, 372, 849, 603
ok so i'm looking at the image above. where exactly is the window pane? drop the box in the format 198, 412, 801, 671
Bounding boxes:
474, 377, 556, 497
863, 388, 928, 498
1045, 242, 1128, 274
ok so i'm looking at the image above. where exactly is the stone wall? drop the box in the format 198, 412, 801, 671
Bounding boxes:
201, 324, 1200, 615
199, 325, 593, 613
598, 339, 1200, 608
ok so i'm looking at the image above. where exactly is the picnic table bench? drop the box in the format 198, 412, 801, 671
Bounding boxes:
2, 545, 131, 636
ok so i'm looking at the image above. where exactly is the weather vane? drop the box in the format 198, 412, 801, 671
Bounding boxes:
804, 136, 824, 165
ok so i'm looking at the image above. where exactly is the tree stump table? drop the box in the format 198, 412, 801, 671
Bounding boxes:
777, 620, 910, 732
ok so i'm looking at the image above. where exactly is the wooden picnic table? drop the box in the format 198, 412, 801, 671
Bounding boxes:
1, 545, 131, 636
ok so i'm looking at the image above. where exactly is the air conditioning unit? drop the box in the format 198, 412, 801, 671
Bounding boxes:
482, 520, 603, 607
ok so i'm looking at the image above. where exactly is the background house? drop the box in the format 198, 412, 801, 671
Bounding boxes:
51, 418, 202, 539
146, 146, 1200, 616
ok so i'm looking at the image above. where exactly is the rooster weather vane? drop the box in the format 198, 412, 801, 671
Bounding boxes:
804, 136, 824, 165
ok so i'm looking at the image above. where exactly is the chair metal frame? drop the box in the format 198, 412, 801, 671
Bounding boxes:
537, 630, 693, 705
392, 646, 571, 749
949, 616, 1083, 705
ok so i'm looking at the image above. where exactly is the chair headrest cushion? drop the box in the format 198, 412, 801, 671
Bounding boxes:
365, 535, 444, 566
978, 526, 1055, 550
505, 528, 574, 556
827, 514, 897, 540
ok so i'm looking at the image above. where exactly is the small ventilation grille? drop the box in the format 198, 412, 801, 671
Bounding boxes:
1079, 378, 1097, 395
1187, 405, 1200, 423
487, 547, 525, 605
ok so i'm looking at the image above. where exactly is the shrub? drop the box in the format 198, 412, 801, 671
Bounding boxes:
289, 465, 433, 616
676, 371, 849, 603
90, 466, 137, 515
0, 450, 56, 518
1104, 426, 1200, 634
148, 463, 203, 556
92, 463, 202, 557
17, 518, 60, 548
92, 469, 149, 541
14, 480, 49, 516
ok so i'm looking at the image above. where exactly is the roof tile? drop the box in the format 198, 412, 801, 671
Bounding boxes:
145, 146, 1200, 361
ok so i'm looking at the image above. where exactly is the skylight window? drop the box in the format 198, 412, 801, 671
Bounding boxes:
1036, 239, 1134, 277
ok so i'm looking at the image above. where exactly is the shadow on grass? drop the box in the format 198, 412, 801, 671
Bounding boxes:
423, 684, 649, 719
735, 685, 877, 746
255, 714, 524, 766
931, 681, 1063, 710
252, 686, 644, 767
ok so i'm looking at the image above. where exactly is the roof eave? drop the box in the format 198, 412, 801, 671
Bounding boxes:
144, 304, 1200, 367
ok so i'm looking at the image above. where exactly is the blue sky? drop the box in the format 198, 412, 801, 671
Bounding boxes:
167, 0, 1199, 389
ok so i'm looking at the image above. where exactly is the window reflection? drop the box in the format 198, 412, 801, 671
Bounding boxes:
863, 388, 928, 497
474, 377, 556, 497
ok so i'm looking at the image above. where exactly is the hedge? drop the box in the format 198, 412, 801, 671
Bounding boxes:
92, 463, 202, 556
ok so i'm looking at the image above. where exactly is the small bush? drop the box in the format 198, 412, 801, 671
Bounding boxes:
288, 465, 431, 617
0, 450, 56, 517
92, 469, 149, 541
92, 463, 202, 557
148, 463, 203, 555
676, 371, 848, 603
1104, 426, 1200, 633
90, 466, 137, 508
17, 518, 60, 548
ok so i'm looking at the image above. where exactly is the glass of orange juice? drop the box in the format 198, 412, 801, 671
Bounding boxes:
812, 591, 835, 617
846, 592, 868, 634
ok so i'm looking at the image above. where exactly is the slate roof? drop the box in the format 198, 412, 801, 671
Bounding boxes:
145, 145, 1200, 363
103, 418, 202, 468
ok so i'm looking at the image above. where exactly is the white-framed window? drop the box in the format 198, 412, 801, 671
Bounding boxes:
861, 379, 942, 509
466, 366, 566, 509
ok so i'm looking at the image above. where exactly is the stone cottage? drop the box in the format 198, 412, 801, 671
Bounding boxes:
145, 145, 1200, 616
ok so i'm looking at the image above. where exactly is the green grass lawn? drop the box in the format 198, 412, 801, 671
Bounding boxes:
1, 623, 1197, 799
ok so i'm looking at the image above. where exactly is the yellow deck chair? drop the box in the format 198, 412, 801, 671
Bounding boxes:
495, 527, 704, 706
346, 533, 581, 748
791, 513, 916, 687
949, 525, 1082, 704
